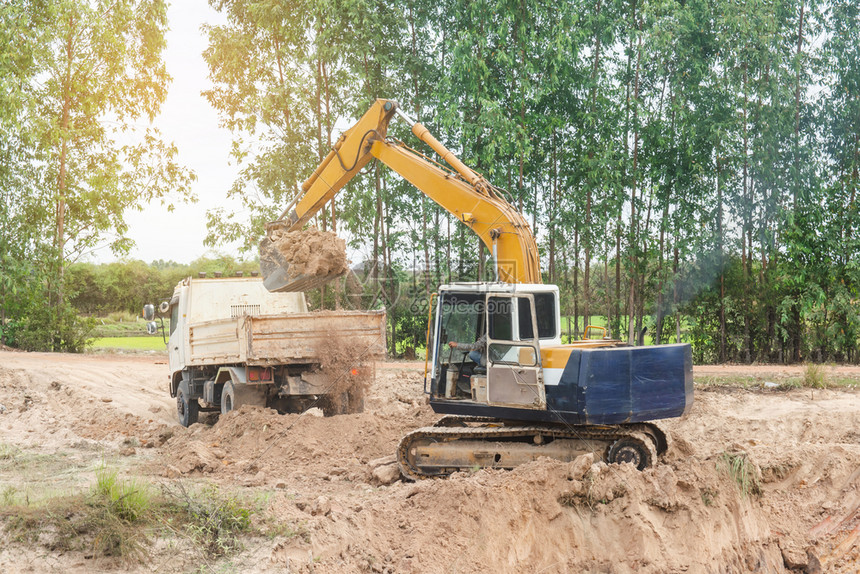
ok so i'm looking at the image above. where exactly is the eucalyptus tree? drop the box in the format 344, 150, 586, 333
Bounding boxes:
38, 0, 195, 296
203, 0, 332, 253
810, 0, 860, 361
0, 0, 194, 351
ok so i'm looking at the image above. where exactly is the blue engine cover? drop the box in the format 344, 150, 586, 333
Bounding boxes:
548, 343, 693, 424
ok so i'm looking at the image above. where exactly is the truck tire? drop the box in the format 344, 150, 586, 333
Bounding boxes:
320, 387, 365, 416
221, 381, 267, 414
347, 387, 365, 414
177, 379, 199, 427
320, 392, 348, 417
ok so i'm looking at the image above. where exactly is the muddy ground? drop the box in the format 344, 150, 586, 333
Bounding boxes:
0, 349, 858, 573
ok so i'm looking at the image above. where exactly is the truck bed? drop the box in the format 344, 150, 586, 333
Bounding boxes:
185, 310, 386, 366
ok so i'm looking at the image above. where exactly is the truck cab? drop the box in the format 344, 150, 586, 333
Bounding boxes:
428, 283, 559, 410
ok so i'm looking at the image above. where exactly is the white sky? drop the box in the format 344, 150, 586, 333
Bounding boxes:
98, 0, 244, 265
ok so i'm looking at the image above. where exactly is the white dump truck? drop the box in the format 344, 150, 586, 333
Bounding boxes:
146, 275, 386, 426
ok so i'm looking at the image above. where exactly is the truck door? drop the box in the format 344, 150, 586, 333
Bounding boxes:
485, 293, 545, 409
167, 294, 184, 375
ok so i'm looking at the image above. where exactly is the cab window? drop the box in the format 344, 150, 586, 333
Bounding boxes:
488, 297, 513, 340
438, 293, 483, 360
170, 304, 179, 336
534, 293, 557, 339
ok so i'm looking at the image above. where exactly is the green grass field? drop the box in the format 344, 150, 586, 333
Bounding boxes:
90, 336, 167, 351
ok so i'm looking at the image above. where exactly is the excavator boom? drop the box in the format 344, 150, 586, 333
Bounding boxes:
260, 99, 540, 292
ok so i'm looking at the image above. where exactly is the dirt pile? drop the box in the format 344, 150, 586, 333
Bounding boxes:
292, 455, 785, 574
156, 365, 431, 484
269, 227, 348, 280
155, 381, 860, 573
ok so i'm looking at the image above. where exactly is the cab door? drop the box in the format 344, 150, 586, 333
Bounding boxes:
485, 293, 545, 409
167, 292, 185, 376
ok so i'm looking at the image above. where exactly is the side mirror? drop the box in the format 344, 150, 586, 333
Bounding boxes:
146, 321, 158, 335
143, 304, 155, 321
159, 301, 170, 314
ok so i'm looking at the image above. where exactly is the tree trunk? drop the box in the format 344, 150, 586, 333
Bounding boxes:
604, 248, 611, 338
673, 246, 681, 343
615, 216, 621, 338
627, 1, 642, 345
423, 197, 431, 294
742, 64, 752, 363
446, 214, 451, 284
54, 15, 77, 324
573, 227, 580, 338
548, 131, 558, 283
434, 207, 441, 286
793, 2, 805, 209
717, 155, 726, 363
583, 0, 603, 335
655, 206, 666, 345
373, 164, 381, 284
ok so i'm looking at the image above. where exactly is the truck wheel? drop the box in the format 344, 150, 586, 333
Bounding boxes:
347, 387, 365, 414
320, 392, 348, 417
177, 379, 199, 427
221, 381, 267, 414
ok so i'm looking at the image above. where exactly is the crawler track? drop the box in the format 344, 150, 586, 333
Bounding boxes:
397, 416, 665, 480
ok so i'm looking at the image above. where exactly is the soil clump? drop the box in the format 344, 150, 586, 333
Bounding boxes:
269, 227, 349, 280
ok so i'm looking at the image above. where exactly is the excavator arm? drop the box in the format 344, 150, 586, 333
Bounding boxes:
261, 99, 540, 291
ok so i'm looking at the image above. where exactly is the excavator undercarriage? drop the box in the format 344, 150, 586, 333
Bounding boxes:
397, 415, 667, 480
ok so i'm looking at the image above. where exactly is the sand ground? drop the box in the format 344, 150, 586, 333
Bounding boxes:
0, 349, 858, 573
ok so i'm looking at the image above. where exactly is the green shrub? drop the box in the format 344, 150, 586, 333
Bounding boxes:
94, 467, 152, 523
802, 362, 827, 389
14, 301, 95, 353
717, 451, 762, 498
0, 468, 155, 563
163, 483, 252, 556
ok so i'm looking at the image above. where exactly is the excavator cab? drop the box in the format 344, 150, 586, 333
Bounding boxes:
429, 285, 552, 410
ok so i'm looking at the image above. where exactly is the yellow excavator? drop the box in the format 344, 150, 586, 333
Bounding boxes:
261, 99, 693, 479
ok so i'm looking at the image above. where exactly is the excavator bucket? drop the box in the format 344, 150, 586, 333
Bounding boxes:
259, 225, 349, 293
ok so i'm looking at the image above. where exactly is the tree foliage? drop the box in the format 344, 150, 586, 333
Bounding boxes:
3, 0, 858, 361
199, 0, 860, 363
0, 0, 196, 351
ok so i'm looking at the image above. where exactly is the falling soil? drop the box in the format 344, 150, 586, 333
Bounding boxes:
0, 350, 859, 573
312, 328, 380, 414
269, 227, 349, 280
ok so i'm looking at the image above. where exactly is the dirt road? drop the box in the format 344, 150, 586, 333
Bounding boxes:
0, 349, 858, 573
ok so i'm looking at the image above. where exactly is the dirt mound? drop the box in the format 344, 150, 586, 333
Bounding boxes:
269, 227, 348, 280
155, 377, 860, 572
156, 366, 433, 485
294, 456, 781, 574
